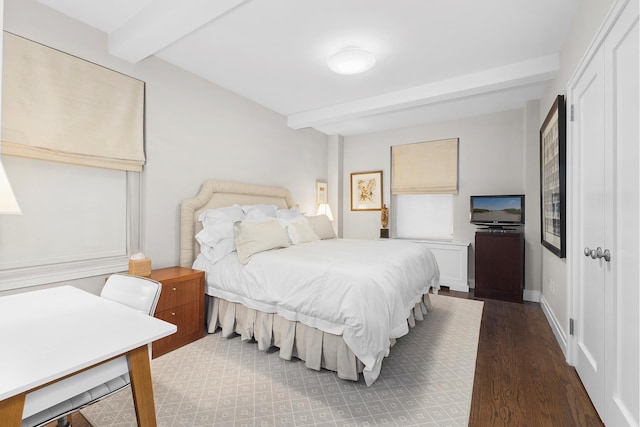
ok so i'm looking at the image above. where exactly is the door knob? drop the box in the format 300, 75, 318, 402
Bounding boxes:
584, 247, 597, 259
595, 247, 611, 262
585, 246, 611, 262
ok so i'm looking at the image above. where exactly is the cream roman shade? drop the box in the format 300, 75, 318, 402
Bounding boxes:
1, 32, 145, 172
391, 138, 458, 194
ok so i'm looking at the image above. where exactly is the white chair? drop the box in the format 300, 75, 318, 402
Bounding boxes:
100, 273, 162, 316
21, 274, 162, 427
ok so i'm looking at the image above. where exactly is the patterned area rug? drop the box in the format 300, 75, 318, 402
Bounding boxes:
81, 294, 483, 426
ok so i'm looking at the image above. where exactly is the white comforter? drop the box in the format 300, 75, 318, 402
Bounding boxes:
193, 238, 439, 385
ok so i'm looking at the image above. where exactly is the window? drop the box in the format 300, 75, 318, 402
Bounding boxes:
0, 156, 140, 291
394, 194, 453, 239
0, 32, 145, 291
391, 138, 458, 240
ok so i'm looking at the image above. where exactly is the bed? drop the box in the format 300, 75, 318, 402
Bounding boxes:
180, 180, 440, 385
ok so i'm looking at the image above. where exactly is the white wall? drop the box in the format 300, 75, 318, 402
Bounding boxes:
538, 0, 615, 339
327, 135, 344, 236
522, 100, 542, 301
0, 0, 328, 295
341, 109, 545, 292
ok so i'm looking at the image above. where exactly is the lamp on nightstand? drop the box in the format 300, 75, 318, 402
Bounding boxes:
0, 159, 21, 214
316, 203, 333, 221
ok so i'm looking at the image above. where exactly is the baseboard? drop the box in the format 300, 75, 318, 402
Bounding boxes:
540, 294, 567, 358
468, 282, 539, 302
441, 280, 469, 292
523, 289, 540, 302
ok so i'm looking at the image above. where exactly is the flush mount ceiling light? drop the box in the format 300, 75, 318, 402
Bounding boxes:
327, 48, 376, 75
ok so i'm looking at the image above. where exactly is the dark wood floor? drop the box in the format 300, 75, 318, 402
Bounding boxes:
450, 289, 603, 427
47, 289, 602, 427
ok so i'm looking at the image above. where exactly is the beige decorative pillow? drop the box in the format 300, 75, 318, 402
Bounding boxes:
287, 222, 320, 244
234, 220, 290, 264
307, 214, 337, 239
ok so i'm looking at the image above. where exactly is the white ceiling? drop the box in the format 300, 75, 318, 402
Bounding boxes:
36, 0, 579, 136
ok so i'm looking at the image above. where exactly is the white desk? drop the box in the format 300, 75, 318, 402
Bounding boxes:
0, 286, 176, 426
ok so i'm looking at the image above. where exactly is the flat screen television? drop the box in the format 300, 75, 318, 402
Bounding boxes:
470, 195, 525, 228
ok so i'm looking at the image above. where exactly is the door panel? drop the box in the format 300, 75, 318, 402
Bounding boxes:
605, 2, 639, 424
571, 1, 639, 426
573, 45, 606, 417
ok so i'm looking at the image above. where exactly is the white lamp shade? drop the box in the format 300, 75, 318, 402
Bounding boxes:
0, 159, 21, 214
316, 203, 333, 221
327, 48, 376, 75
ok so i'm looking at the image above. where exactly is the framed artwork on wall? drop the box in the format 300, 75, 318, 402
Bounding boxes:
540, 95, 566, 258
316, 181, 327, 204
350, 170, 383, 211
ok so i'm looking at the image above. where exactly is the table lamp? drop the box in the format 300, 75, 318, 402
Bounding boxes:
316, 203, 333, 221
0, 159, 21, 214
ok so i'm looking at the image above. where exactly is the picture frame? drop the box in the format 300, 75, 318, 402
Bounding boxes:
350, 170, 383, 211
540, 95, 566, 258
316, 181, 327, 204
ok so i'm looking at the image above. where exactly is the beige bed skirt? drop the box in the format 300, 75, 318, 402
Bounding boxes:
206, 294, 432, 381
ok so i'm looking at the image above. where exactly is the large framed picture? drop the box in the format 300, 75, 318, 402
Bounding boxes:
540, 95, 566, 258
350, 170, 383, 211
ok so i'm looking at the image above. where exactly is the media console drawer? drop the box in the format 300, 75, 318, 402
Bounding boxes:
474, 231, 524, 303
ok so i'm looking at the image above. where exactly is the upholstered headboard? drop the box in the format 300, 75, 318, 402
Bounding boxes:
180, 180, 295, 267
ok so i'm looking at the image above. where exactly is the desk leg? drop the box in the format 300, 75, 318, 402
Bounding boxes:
0, 393, 26, 427
127, 345, 157, 427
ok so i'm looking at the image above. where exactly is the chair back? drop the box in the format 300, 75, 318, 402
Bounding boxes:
101, 273, 162, 316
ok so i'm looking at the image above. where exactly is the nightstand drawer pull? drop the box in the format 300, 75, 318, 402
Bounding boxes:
171, 312, 176, 316
172, 287, 177, 291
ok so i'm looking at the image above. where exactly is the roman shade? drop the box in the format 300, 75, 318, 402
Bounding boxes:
1, 32, 145, 172
391, 138, 458, 194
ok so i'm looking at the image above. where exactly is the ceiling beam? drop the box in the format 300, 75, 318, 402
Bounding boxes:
287, 54, 559, 130
108, 0, 248, 63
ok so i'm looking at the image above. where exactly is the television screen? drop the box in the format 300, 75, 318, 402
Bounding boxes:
470, 195, 524, 227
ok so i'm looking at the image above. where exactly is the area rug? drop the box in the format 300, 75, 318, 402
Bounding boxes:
81, 294, 483, 426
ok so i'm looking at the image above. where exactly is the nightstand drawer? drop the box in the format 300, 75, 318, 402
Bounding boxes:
149, 267, 205, 358
153, 300, 202, 357
155, 277, 201, 312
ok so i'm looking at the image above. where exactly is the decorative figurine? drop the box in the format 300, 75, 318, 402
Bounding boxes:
380, 204, 389, 238
381, 204, 389, 229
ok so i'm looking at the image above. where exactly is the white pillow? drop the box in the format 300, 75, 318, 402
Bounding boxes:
276, 206, 304, 221
197, 206, 245, 247
276, 207, 309, 241
287, 222, 320, 244
234, 219, 290, 264
241, 204, 278, 220
276, 206, 318, 245
199, 238, 236, 264
307, 214, 337, 239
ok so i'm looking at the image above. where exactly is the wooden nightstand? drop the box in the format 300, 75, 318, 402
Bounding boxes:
149, 266, 205, 358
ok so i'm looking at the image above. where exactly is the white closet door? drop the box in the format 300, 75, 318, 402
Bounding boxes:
572, 43, 606, 417
569, 0, 639, 425
604, 0, 639, 424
